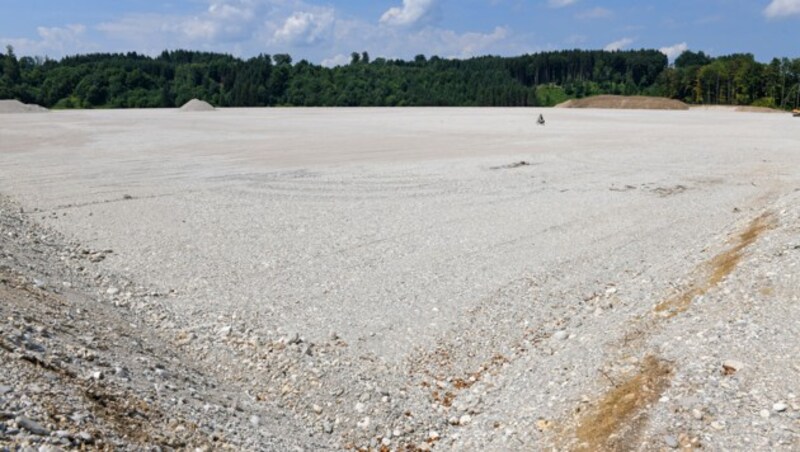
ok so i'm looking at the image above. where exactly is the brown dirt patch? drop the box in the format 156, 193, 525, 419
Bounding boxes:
655, 212, 774, 316
570, 356, 672, 451
555, 95, 689, 110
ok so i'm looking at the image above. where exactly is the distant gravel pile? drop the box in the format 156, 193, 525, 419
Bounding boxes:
556, 95, 689, 110
0, 99, 48, 114
179, 99, 215, 112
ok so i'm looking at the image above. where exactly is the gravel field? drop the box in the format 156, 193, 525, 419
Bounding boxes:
1, 107, 799, 450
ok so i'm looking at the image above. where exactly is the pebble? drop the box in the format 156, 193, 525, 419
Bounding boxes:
760, 409, 771, 419
553, 331, 568, 341
322, 421, 333, 434
249, 415, 260, 426
106, 287, 120, 296
664, 435, 679, 449
218, 326, 232, 337
357, 417, 370, 430
722, 360, 744, 374
38, 446, 64, 452
773, 402, 788, 412
76, 431, 93, 443
459, 414, 472, 426
287, 333, 302, 345
711, 421, 725, 430
311, 404, 323, 415
114, 366, 130, 379
0, 386, 12, 395
16, 416, 50, 436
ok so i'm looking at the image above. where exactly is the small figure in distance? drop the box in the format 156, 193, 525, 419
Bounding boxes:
537, 114, 545, 126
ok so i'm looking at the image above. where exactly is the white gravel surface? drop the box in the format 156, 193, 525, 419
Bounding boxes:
1, 107, 799, 450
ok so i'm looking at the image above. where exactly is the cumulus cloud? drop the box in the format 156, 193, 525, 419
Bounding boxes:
97, 0, 264, 48
208, 0, 256, 21
659, 42, 688, 61
380, 0, 439, 27
604, 37, 633, 51
436, 26, 509, 58
273, 10, 335, 46
5, 0, 519, 64
372, 25, 511, 59
548, 0, 578, 8
2, 24, 92, 57
764, 0, 800, 18
97, 14, 220, 46
321, 53, 351, 67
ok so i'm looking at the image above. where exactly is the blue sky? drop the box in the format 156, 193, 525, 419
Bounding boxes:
1, 0, 799, 65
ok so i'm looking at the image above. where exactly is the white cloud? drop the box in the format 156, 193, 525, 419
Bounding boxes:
321, 53, 350, 67
179, 17, 220, 41
659, 42, 688, 61
208, 1, 256, 21
604, 37, 633, 51
273, 10, 335, 46
97, 0, 265, 48
548, 0, 577, 8
97, 14, 222, 47
5, 0, 521, 64
368, 25, 510, 59
764, 0, 800, 18
2, 24, 92, 57
435, 26, 509, 58
380, 0, 439, 27
576, 7, 612, 20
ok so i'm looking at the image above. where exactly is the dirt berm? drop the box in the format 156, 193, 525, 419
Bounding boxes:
556, 95, 689, 110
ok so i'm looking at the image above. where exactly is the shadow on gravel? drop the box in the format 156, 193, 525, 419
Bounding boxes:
489, 161, 536, 170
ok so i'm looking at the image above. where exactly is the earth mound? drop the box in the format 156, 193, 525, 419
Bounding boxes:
555, 95, 689, 110
180, 99, 215, 112
0, 99, 49, 113
733, 106, 785, 114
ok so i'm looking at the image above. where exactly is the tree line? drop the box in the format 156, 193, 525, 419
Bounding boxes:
1, 45, 798, 109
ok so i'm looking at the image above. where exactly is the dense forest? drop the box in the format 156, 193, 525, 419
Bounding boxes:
1, 46, 798, 109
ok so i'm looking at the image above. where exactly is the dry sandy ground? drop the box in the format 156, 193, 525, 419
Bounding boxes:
1, 107, 799, 450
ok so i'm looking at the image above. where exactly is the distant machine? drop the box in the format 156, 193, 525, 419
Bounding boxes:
537, 114, 546, 126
